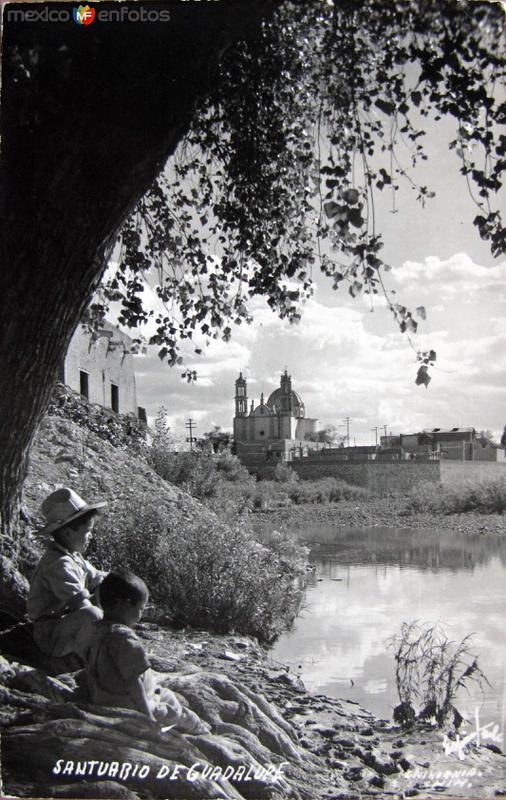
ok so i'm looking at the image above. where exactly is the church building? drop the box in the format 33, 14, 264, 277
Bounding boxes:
233, 370, 319, 470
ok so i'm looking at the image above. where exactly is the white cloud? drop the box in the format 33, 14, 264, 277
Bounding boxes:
392, 253, 506, 298
122, 252, 505, 444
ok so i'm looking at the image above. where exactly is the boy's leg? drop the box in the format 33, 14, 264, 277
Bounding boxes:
152, 685, 211, 734
34, 606, 102, 659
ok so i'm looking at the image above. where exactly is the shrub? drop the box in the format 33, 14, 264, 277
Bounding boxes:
214, 451, 252, 483
404, 478, 506, 515
89, 493, 304, 643
47, 382, 146, 452
390, 621, 490, 728
273, 462, 299, 483
147, 407, 255, 509
255, 476, 367, 507
149, 450, 221, 500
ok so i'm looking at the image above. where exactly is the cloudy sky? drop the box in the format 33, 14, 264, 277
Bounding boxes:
111, 114, 505, 447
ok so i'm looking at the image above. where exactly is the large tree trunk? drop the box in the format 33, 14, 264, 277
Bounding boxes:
0, 1, 273, 547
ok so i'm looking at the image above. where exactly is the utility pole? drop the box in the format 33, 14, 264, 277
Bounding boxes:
185, 418, 197, 451
343, 417, 352, 448
371, 426, 379, 447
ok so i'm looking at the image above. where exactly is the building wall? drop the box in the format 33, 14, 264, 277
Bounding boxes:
248, 449, 506, 493
295, 417, 318, 439
234, 414, 279, 443
63, 323, 138, 416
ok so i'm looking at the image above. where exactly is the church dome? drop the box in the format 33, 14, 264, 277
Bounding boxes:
252, 403, 273, 417
266, 388, 305, 417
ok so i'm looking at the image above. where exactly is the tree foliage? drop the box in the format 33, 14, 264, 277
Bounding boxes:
306, 424, 346, 445
88, 0, 505, 382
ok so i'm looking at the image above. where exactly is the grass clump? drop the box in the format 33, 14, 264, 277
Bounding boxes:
390, 621, 490, 729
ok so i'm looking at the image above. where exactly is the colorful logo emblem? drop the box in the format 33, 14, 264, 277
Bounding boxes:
73, 5, 95, 25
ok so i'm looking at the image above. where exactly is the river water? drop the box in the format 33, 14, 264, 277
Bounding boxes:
270, 525, 506, 739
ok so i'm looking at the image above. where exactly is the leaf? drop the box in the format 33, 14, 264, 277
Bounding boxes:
416, 306, 426, 320
347, 208, 364, 228
323, 201, 340, 220
343, 188, 359, 204
349, 281, 363, 298
416, 365, 431, 388
375, 98, 395, 115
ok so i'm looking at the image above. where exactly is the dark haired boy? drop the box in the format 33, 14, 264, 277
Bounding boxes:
27, 487, 107, 660
86, 569, 209, 733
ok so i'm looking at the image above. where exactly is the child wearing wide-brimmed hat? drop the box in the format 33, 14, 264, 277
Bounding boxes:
27, 487, 107, 660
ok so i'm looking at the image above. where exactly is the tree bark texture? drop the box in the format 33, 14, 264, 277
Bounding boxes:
0, 1, 274, 544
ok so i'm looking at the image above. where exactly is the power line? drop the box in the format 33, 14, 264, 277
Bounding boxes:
185, 418, 197, 451
343, 417, 352, 448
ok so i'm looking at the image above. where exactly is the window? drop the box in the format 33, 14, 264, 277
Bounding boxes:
111, 383, 119, 413
79, 370, 89, 400
237, 386, 245, 397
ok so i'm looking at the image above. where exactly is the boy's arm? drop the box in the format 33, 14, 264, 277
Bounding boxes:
125, 675, 155, 721
82, 557, 107, 592
45, 557, 95, 612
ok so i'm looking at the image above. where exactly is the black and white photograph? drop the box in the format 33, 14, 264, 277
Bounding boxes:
0, 1, 505, 798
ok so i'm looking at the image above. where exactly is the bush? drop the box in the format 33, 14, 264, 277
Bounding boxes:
253, 476, 367, 508
149, 450, 221, 499
404, 478, 506, 515
89, 493, 305, 643
273, 462, 299, 483
147, 407, 255, 509
47, 382, 146, 452
390, 621, 489, 728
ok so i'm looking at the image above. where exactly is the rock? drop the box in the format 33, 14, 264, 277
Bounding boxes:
221, 651, 244, 662
360, 748, 399, 775
8, 780, 141, 799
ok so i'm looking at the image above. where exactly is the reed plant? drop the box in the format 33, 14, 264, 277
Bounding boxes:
390, 621, 490, 728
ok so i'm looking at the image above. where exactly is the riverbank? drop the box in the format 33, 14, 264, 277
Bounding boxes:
1, 623, 505, 799
258, 498, 506, 537
2, 415, 504, 798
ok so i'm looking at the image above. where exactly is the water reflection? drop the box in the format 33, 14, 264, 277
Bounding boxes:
270, 526, 506, 735
307, 524, 506, 572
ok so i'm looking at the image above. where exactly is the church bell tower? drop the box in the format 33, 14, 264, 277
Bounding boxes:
234, 372, 248, 417
280, 369, 293, 414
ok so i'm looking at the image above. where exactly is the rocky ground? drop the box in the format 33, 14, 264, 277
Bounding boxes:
1, 625, 504, 800
0, 414, 504, 799
261, 499, 506, 537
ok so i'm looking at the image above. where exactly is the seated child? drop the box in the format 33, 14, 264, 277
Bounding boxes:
86, 568, 209, 734
27, 487, 107, 660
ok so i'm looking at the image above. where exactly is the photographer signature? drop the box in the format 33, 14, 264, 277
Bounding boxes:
442, 709, 503, 761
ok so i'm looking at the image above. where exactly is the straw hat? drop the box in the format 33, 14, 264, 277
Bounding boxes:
40, 487, 106, 535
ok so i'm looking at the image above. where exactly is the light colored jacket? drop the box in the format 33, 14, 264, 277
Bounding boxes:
27, 541, 105, 621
